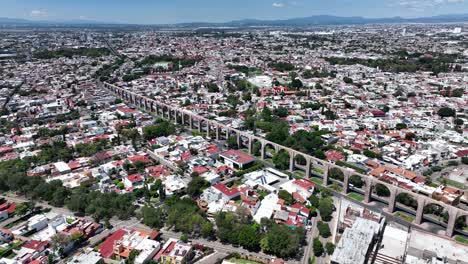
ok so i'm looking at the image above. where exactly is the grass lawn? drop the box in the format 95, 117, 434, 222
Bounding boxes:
455, 235, 468, 245
310, 256, 316, 264
228, 258, 262, 264
347, 193, 364, 202
440, 178, 466, 190
294, 171, 305, 178
311, 178, 323, 185
395, 212, 415, 223
313, 167, 324, 175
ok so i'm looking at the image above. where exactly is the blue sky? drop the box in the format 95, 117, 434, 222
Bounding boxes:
1, 0, 467, 24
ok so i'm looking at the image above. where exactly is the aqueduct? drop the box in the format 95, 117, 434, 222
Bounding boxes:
104, 82, 468, 237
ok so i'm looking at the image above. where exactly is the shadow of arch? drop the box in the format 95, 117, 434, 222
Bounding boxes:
263, 142, 276, 159
423, 202, 449, 224
454, 215, 468, 233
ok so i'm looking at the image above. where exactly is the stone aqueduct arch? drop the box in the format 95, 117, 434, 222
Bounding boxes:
104, 82, 468, 237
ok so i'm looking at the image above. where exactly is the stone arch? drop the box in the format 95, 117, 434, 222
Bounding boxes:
294, 153, 307, 166
328, 166, 345, 182
251, 138, 262, 157
272, 149, 290, 171
423, 202, 449, 224
291, 153, 308, 177
395, 191, 418, 211
198, 118, 207, 133
372, 182, 391, 199
239, 134, 250, 150
225, 129, 238, 149
307, 159, 324, 177
138, 97, 144, 109
263, 142, 277, 159
415, 200, 449, 225
349, 174, 366, 190
204, 121, 215, 139
181, 113, 189, 126
454, 214, 468, 233
162, 105, 169, 117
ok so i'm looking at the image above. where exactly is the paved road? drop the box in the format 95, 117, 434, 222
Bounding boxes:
301, 217, 318, 264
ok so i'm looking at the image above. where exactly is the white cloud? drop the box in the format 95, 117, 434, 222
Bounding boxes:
390, 0, 465, 11
30, 9, 47, 18
272, 2, 286, 8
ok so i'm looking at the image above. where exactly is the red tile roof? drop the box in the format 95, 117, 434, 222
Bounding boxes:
22, 240, 49, 251
293, 179, 315, 190
99, 229, 128, 258
116, 107, 136, 113
325, 150, 345, 162
193, 166, 209, 175
220, 149, 255, 165
128, 154, 150, 164
127, 174, 143, 183
455, 150, 468, 157
213, 183, 240, 198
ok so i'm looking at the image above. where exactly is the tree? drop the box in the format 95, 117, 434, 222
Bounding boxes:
308, 195, 320, 208
349, 175, 364, 188
437, 107, 455, 118
252, 141, 262, 156
143, 121, 175, 140
329, 168, 344, 181
273, 107, 288, 118
318, 197, 334, 222
317, 221, 331, 238
242, 92, 252, 102
237, 224, 260, 251
261, 107, 273, 122
141, 206, 164, 228
375, 184, 390, 197
51, 233, 71, 256
323, 110, 337, 120
180, 233, 189, 243
272, 151, 290, 171
363, 149, 381, 159
396, 193, 417, 210
201, 221, 214, 238
266, 122, 289, 143
126, 250, 139, 264
290, 79, 303, 90
325, 242, 335, 255
260, 223, 304, 258
278, 190, 294, 205
313, 238, 324, 257
207, 83, 220, 93
186, 177, 210, 197
343, 77, 353, 84
462, 157, 468, 165
227, 136, 238, 149
454, 118, 464, 126
395, 123, 407, 130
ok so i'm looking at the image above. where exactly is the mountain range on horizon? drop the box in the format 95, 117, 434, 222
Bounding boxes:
0, 13, 468, 27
